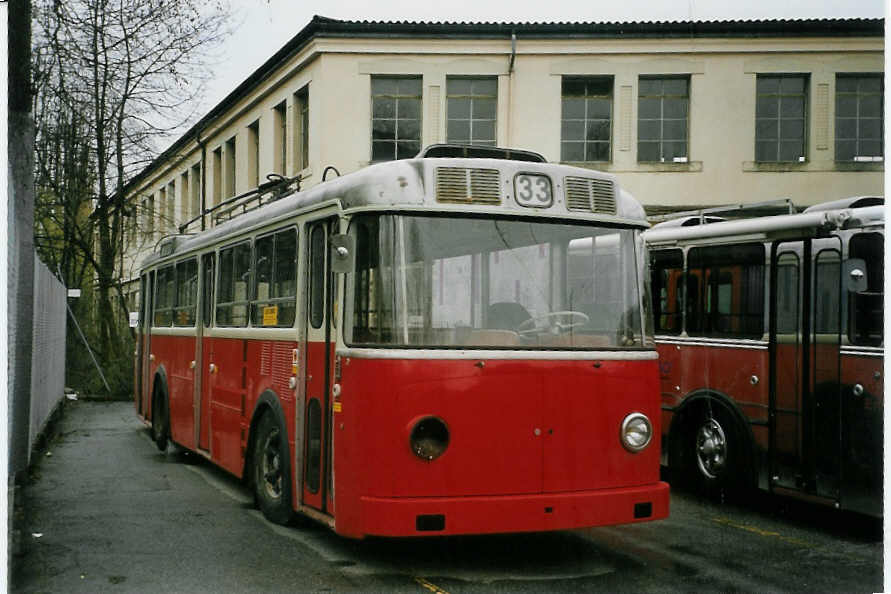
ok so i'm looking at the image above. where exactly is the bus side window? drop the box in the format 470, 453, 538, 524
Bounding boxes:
154, 265, 176, 326
650, 248, 683, 335
687, 244, 764, 339
849, 233, 884, 346
252, 228, 298, 327
309, 225, 326, 329
174, 258, 198, 327
814, 250, 841, 334
775, 255, 800, 334
217, 242, 252, 327
202, 253, 215, 327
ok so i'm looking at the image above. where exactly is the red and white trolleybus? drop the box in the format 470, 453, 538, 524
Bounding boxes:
645, 196, 883, 516
135, 145, 669, 537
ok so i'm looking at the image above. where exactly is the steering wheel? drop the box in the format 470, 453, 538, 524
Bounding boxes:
516, 311, 590, 336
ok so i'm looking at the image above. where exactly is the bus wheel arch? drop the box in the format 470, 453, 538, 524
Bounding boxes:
151, 368, 170, 452
246, 391, 293, 525
668, 390, 755, 494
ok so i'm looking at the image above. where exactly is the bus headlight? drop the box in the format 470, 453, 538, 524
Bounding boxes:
409, 416, 450, 461
620, 413, 652, 453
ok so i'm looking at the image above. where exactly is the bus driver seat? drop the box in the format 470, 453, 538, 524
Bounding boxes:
486, 302, 532, 330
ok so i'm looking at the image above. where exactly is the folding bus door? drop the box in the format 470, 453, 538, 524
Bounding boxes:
769, 238, 842, 502
140, 271, 155, 418
135, 274, 147, 416
195, 252, 215, 452
839, 231, 884, 516
302, 217, 337, 514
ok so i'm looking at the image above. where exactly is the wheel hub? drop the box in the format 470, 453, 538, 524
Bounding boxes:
695, 418, 727, 479
261, 431, 282, 499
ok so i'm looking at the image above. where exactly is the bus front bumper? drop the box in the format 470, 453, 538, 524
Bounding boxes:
352, 482, 670, 538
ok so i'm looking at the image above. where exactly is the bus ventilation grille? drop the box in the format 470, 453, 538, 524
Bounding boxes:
564, 177, 617, 215
435, 167, 501, 204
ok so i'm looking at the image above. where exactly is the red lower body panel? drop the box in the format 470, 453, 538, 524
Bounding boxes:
351, 482, 669, 538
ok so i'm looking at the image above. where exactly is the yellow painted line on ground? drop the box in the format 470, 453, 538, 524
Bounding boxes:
712, 517, 815, 548
414, 576, 450, 594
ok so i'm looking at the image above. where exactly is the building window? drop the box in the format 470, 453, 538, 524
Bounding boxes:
247, 119, 260, 188
755, 74, 808, 162
157, 187, 167, 233
638, 76, 689, 163
143, 196, 154, 240
561, 77, 612, 162
167, 181, 176, 231
212, 147, 222, 206
224, 136, 236, 197
835, 74, 883, 162
190, 164, 201, 220
128, 204, 137, 245
273, 101, 287, 175
294, 87, 309, 171
180, 172, 190, 223
371, 76, 422, 161
446, 77, 497, 146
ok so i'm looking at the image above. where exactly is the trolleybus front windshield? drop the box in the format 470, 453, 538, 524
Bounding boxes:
346, 214, 644, 349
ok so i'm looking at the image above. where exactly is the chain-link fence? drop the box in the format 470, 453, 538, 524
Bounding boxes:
24, 257, 67, 467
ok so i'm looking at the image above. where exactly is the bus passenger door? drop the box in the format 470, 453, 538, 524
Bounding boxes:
135, 274, 147, 416
810, 240, 842, 501
140, 271, 155, 418
302, 218, 336, 514
196, 252, 215, 452
769, 238, 842, 501
839, 232, 883, 516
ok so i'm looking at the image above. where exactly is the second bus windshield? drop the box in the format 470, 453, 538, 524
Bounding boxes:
346, 214, 644, 349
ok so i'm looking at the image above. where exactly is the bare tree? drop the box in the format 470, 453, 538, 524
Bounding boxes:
33, 0, 232, 393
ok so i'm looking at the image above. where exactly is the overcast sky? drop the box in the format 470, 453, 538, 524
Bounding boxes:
196, 0, 884, 125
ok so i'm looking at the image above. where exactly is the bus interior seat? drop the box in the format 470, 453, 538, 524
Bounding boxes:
486, 302, 532, 330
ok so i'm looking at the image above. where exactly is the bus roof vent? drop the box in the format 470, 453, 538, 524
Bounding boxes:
564, 176, 617, 215
435, 167, 501, 204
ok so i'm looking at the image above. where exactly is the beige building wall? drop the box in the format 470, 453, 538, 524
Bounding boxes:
119, 23, 884, 288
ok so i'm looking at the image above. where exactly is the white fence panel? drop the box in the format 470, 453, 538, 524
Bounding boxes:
28, 258, 67, 461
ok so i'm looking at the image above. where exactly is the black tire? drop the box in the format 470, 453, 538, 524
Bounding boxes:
252, 413, 293, 525
672, 400, 751, 496
152, 385, 169, 452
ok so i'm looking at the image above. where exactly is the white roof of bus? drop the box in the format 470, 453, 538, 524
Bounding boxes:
141, 157, 647, 269
644, 201, 884, 246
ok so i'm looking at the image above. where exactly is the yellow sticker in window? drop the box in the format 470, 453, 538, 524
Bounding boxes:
262, 305, 279, 326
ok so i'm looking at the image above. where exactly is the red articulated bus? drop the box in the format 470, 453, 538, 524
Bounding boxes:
645, 196, 883, 516
135, 144, 669, 538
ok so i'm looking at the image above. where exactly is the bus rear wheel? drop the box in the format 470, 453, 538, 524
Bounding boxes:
252, 413, 293, 525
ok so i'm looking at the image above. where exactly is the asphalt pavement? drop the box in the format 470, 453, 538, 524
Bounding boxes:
11, 399, 884, 594
11, 400, 378, 593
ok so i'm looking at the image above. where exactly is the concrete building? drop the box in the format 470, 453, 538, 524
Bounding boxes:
119, 16, 884, 304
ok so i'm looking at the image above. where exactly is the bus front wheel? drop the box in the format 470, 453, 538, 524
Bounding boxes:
674, 402, 750, 496
152, 386, 169, 452
251, 413, 293, 525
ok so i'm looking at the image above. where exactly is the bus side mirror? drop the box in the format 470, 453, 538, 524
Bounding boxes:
845, 258, 868, 293
330, 234, 355, 273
